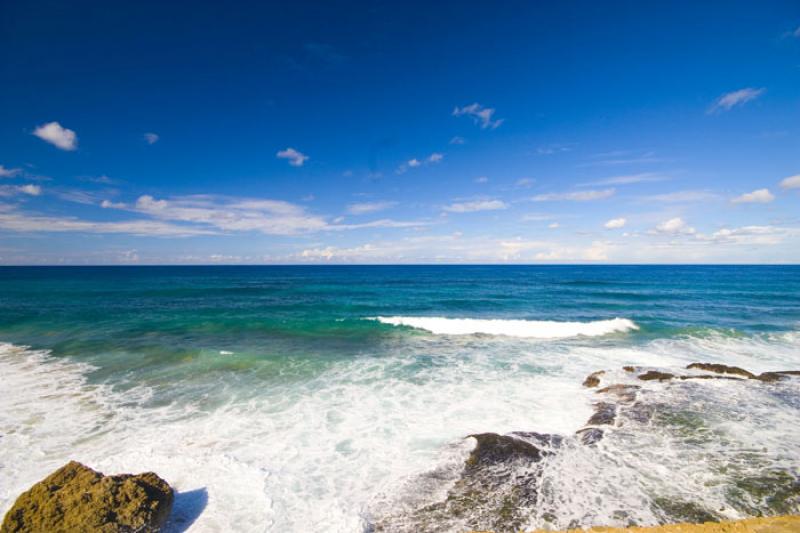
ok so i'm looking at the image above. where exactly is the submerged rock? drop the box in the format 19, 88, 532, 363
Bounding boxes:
1, 461, 173, 533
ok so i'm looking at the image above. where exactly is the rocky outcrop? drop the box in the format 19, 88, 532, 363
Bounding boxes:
524, 514, 800, 532
583, 370, 605, 388
1, 461, 173, 533
372, 364, 800, 532
639, 370, 676, 382
685, 363, 756, 379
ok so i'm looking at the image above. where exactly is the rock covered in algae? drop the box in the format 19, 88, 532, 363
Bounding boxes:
1, 461, 173, 533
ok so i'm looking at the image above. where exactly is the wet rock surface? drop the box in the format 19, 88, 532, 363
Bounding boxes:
685, 363, 756, 379
370, 363, 800, 532
1, 461, 173, 533
583, 370, 605, 388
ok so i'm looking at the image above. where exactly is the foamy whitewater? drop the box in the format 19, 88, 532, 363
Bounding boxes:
0, 266, 798, 532
371, 316, 639, 338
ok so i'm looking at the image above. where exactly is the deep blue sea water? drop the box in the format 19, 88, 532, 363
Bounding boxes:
1, 266, 799, 531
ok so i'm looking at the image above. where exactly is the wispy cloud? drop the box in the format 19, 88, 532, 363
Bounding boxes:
452, 103, 504, 129
276, 147, 309, 167
779, 174, 800, 190
0, 184, 41, 197
0, 210, 215, 237
144, 132, 159, 145
33, 121, 78, 151
93, 194, 427, 236
530, 189, 615, 202
474, 176, 489, 184
449, 136, 466, 145
652, 217, 695, 235
443, 199, 507, 213
708, 87, 765, 113
604, 217, 626, 229
346, 201, 397, 215
640, 190, 718, 203
582, 172, 668, 186
535, 143, 573, 155
0, 165, 22, 178
581, 151, 662, 167
396, 153, 444, 174
731, 188, 774, 204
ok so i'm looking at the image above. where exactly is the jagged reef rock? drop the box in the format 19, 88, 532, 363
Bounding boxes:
685, 363, 756, 379
1, 461, 173, 533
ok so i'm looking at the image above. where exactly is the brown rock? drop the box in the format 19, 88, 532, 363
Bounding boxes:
685, 363, 755, 379
638, 370, 675, 382
623, 365, 637, 373
582, 370, 605, 388
757, 370, 800, 383
1, 461, 173, 533
586, 402, 617, 426
465, 433, 543, 467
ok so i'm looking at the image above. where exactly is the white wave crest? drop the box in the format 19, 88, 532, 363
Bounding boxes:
371, 316, 638, 339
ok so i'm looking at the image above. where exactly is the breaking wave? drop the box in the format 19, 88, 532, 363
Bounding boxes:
370, 316, 639, 339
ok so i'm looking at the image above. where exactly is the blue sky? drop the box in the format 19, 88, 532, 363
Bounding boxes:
1, 0, 800, 264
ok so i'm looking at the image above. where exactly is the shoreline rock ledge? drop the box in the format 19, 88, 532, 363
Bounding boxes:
1, 461, 173, 533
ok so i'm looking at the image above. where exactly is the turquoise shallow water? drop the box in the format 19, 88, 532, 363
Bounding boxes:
1, 265, 799, 531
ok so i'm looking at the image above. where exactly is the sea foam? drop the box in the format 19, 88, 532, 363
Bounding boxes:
371, 316, 639, 339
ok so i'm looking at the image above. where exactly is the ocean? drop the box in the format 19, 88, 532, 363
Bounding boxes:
1, 265, 799, 531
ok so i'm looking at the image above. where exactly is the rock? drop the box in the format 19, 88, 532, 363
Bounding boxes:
1, 461, 173, 533
757, 370, 800, 382
582, 370, 605, 388
623, 365, 637, 372
586, 402, 616, 426
466, 433, 543, 467
575, 427, 604, 445
597, 384, 640, 404
685, 363, 755, 379
638, 370, 675, 382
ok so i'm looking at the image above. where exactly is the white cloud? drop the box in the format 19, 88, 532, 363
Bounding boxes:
531, 189, 615, 202
536, 143, 573, 155
708, 88, 765, 113
19, 184, 41, 196
604, 217, 626, 229
276, 147, 309, 167
0, 184, 42, 197
731, 188, 774, 204
443, 199, 507, 213
583, 241, 609, 261
654, 217, 695, 235
449, 136, 466, 145
346, 201, 396, 215
0, 209, 216, 237
144, 132, 159, 145
33, 121, 78, 150
0, 165, 22, 178
548, 222, 560, 229
516, 177, 535, 188
452, 103, 504, 129
641, 190, 718, 203
584, 172, 667, 186
779, 174, 800, 190
396, 153, 443, 174
101, 200, 126, 209
103, 194, 426, 235
474, 176, 489, 183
